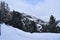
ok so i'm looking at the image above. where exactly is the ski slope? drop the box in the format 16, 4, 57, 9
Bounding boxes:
0, 23, 60, 40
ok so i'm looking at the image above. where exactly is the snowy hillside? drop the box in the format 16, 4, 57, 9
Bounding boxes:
0, 23, 60, 40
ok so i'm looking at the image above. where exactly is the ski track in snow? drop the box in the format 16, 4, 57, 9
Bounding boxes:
0, 23, 60, 40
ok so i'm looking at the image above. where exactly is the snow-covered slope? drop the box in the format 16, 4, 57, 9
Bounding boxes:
0, 23, 60, 40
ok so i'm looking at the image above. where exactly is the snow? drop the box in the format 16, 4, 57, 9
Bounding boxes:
56, 22, 60, 27
28, 17, 36, 21
0, 23, 60, 40
37, 24, 42, 32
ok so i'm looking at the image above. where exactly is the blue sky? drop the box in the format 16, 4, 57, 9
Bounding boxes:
1, 0, 60, 21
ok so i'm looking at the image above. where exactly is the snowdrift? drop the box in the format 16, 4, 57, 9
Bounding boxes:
0, 23, 60, 40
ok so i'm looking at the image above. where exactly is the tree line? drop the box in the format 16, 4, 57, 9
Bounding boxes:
0, 1, 60, 33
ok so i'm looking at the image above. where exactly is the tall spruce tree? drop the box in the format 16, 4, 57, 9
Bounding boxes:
49, 15, 57, 33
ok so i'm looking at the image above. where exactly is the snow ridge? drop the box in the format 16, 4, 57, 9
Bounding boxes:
0, 23, 60, 40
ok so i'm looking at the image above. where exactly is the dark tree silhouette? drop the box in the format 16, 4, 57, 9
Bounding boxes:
0, 1, 11, 22
49, 15, 57, 33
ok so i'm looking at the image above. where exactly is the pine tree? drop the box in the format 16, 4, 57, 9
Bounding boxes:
49, 15, 57, 32
30, 21, 37, 33
11, 10, 23, 30
0, 1, 11, 22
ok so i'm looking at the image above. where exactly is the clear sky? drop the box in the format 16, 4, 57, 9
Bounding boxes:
1, 0, 60, 21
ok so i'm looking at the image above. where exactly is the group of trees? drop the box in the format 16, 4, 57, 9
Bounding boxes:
0, 1, 37, 33
42, 15, 60, 33
24, 20, 37, 33
5, 10, 37, 33
0, 1, 60, 33
0, 1, 11, 23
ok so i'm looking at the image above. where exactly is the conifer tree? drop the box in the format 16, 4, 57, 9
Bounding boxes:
49, 15, 57, 32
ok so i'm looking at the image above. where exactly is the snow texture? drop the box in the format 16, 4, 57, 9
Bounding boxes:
57, 22, 60, 27
0, 23, 60, 40
37, 24, 42, 32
